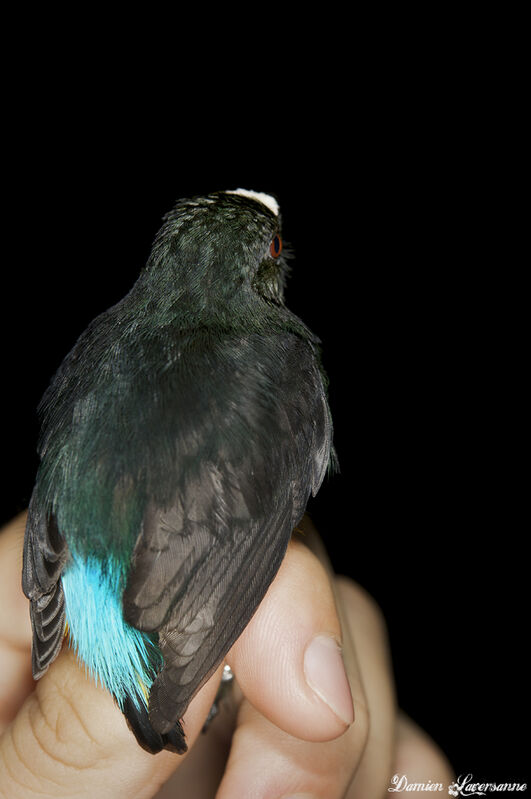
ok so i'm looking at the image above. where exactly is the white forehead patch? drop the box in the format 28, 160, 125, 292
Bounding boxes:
225, 188, 279, 217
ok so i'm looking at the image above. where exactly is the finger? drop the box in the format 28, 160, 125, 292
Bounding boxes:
0, 515, 224, 799
152, 711, 234, 799
0, 513, 33, 731
0, 646, 225, 799
0, 513, 30, 647
215, 534, 370, 798
338, 578, 396, 798
390, 712, 455, 791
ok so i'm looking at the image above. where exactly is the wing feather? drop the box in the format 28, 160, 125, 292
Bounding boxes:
123, 333, 332, 734
22, 490, 69, 678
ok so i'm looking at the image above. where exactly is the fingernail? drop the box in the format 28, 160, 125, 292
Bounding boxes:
303, 635, 354, 726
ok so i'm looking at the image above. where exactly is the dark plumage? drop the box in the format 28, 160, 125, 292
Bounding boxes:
22, 189, 334, 753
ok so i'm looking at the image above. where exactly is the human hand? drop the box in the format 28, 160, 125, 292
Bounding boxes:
0, 513, 453, 797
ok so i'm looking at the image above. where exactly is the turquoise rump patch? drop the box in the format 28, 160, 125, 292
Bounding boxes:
61, 553, 162, 710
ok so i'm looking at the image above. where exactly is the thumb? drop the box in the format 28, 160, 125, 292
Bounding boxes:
226, 531, 356, 742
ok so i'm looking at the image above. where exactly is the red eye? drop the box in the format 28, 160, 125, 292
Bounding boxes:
270, 234, 282, 258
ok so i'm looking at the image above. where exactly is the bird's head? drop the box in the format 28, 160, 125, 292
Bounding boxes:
141, 189, 290, 323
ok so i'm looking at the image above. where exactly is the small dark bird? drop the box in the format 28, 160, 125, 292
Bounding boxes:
22, 189, 334, 754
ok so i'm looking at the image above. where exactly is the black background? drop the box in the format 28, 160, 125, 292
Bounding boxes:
1, 40, 527, 787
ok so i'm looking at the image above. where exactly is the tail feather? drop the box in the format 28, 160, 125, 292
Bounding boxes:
123, 697, 187, 754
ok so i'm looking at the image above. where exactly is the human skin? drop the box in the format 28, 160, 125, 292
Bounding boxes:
0, 513, 454, 798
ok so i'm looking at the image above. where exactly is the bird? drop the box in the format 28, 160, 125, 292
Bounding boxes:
22, 188, 335, 754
